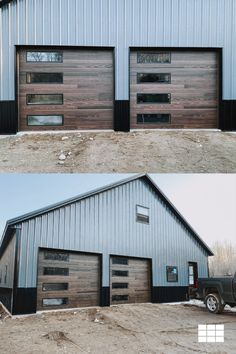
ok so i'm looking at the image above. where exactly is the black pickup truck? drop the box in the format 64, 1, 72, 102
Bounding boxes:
196, 272, 236, 314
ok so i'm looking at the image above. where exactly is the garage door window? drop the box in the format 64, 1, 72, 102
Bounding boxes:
26, 73, 63, 84
137, 73, 171, 84
42, 283, 69, 291
43, 267, 69, 276
26, 94, 63, 105
166, 266, 178, 282
27, 51, 63, 62
137, 114, 171, 124
112, 283, 128, 289
42, 298, 68, 306
112, 257, 128, 265
137, 52, 171, 64
27, 115, 64, 126
112, 295, 129, 301
112, 270, 128, 277
44, 251, 69, 262
137, 93, 171, 104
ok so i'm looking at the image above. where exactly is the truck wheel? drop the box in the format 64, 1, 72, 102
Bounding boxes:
205, 293, 225, 314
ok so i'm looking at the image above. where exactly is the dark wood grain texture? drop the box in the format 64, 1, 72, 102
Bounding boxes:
37, 250, 100, 310
130, 50, 219, 129
110, 256, 151, 305
18, 49, 114, 131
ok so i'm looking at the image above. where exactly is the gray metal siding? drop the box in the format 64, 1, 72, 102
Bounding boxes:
0, 0, 236, 101
17, 179, 209, 289
0, 233, 16, 288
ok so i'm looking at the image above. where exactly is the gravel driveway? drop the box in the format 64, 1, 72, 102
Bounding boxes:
0, 130, 236, 172
0, 302, 235, 354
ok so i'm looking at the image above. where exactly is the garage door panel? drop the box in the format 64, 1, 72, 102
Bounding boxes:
18, 49, 114, 131
37, 249, 100, 311
110, 256, 151, 305
130, 50, 219, 129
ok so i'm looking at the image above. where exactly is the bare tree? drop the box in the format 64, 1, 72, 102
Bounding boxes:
209, 241, 236, 277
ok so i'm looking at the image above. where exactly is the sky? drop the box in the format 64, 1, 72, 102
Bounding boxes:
0, 173, 235, 248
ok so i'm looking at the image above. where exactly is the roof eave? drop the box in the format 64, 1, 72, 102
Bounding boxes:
0, 0, 14, 9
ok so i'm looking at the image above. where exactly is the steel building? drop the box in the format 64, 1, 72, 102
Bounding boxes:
0, 174, 213, 315
0, 0, 235, 133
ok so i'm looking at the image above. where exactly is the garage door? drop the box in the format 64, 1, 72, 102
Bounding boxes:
110, 256, 151, 305
17, 48, 114, 131
37, 249, 100, 311
130, 50, 219, 129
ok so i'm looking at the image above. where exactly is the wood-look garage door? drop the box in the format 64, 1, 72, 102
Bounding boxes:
17, 48, 114, 131
110, 256, 151, 305
37, 249, 100, 311
130, 50, 219, 129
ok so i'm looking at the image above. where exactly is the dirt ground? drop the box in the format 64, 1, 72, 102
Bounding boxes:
0, 302, 235, 354
0, 130, 236, 172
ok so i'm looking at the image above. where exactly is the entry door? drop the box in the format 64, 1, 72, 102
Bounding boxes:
188, 262, 198, 288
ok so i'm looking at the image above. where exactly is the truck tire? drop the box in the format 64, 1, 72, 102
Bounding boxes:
205, 293, 225, 314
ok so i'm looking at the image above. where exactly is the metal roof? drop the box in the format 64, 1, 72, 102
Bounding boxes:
0, 174, 213, 256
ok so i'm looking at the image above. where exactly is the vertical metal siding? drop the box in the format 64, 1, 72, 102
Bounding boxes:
0, 234, 16, 288
17, 179, 209, 289
0, 0, 236, 100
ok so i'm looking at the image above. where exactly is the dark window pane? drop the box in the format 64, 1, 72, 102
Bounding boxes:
42, 283, 68, 291
137, 214, 149, 223
112, 283, 128, 289
27, 52, 63, 62
137, 73, 171, 83
112, 258, 128, 265
44, 251, 69, 262
26, 73, 63, 84
42, 298, 68, 306
112, 295, 129, 301
27, 115, 63, 126
137, 114, 171, 124
26, 94, 63, 105
43, 267, 69, 276
166, 266, 178, 282
137, 52, 171, 64
137, 93, 171, 104
112, 270, 129, 277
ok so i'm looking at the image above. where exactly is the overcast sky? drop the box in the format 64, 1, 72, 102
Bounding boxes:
0, 174, 235, 248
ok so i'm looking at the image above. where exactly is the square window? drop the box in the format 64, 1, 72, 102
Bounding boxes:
136, 205, 149, 224
166, 266, 178, 282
